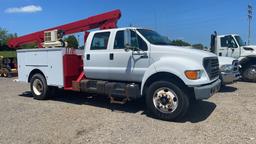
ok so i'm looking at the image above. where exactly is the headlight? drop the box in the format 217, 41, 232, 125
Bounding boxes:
185, 70, 203, 80
220, 64, 234, 73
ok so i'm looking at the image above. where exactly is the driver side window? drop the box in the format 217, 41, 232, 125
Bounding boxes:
114, 30, 148, 51
221, 36, 237, 48
228, 37, 237, 48
131, 31, 148, 51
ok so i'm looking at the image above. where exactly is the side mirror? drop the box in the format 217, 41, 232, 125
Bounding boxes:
124, 29, 132, 51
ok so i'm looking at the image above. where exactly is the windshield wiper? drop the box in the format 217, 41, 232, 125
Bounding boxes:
153, 42, 171, 45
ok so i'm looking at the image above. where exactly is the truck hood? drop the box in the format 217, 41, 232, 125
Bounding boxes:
240, 45, 256, 56
243, 45, 256, 51
151, 45, 217, 60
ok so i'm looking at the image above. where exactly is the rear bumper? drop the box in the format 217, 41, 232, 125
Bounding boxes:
193, 79, 221, 100
220, 71, 241, 85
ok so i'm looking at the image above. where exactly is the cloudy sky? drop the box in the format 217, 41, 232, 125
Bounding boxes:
5, 5, 42, 13
0, 0, 255, 46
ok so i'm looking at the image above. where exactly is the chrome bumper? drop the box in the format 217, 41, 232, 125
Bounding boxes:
220, 71, 241, 85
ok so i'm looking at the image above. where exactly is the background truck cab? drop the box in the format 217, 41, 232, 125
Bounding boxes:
211, 32, 256, 82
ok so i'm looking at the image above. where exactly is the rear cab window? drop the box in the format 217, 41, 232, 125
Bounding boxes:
114, 31, 125, 49
220, 37, 228, 47
91, 32, 110, 50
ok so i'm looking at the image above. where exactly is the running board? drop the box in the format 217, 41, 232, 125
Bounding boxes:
73, 80, 141, 102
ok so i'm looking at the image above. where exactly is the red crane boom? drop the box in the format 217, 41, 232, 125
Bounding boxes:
8, 9, 121, 48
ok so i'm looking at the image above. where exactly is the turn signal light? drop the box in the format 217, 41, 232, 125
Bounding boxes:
185, 70, 201, 80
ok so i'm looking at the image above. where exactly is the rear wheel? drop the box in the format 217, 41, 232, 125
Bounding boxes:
146, 81, 189, 121
242, 65, 256, 82
30, 74, 53, 100
0, 69, 3, 77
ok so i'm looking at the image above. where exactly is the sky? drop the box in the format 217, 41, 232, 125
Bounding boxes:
0, 0, 255, 46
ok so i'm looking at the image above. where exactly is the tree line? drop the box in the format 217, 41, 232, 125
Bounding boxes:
0, 28, 17, 51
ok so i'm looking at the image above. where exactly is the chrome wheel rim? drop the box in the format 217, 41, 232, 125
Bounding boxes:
33, 79, 43, 95
153, 87, 178, 113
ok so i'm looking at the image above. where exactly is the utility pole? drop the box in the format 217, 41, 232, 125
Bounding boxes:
248, 4, 253, 45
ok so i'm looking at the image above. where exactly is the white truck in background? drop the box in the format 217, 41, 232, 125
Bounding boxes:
17, 28, 221, 121
211, 32, 256, 82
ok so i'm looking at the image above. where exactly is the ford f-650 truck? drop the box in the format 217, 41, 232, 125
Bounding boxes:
16, 28, 220, 121
10, 10, 221, 121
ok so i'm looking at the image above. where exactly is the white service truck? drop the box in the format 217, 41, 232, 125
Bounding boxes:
17, 28, 221, 121
211, 32, 256, 82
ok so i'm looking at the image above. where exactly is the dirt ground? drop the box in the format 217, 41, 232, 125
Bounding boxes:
0, 77, 256, 144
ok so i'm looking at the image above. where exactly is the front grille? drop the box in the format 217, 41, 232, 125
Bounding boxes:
203, 57, 220, 80
232, 60, 239, 72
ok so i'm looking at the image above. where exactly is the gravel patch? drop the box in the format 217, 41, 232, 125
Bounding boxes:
0, 78, 255, 144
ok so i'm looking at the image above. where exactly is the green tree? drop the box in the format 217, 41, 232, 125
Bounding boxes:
192, 43, 204, 50
79, 45, 85, 49
170, 40, 191, 46
20, 43, 37, 49
0, 27, 18, 50
0, 28, 8, 46
64, 35, 79, 49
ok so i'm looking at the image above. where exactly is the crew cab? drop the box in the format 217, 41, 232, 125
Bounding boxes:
17, 27, 221, 121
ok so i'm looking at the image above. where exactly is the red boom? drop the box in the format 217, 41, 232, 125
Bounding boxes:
8, 9, 121, 48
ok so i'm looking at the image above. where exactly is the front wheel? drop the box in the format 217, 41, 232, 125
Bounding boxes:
145, 81, 189, 121
242, 65, 256, 82
30, 74, 53, 100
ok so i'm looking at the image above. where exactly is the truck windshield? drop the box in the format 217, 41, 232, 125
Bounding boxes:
234, 36, 245, 46
137, 29, 171, 45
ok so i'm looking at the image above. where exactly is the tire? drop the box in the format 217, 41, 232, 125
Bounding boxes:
145, 81, 189, 121
0, 68, 10, 77
30, 73, 53, 100
242, 65, 256, 82
0, 69, 3, 77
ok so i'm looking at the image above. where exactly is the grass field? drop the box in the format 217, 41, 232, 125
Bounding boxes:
0, 51, 16, 58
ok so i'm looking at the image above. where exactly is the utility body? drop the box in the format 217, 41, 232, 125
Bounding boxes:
11, 10, 221, 121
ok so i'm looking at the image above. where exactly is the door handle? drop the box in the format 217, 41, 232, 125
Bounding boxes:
110, 53, 114, 60
140, 55, 148, 59
86, 54, 90, 60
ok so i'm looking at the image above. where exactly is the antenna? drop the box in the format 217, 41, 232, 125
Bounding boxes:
248, 4, 253, 45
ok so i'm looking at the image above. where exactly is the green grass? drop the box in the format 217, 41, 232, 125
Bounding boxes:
0, 51, 16, 58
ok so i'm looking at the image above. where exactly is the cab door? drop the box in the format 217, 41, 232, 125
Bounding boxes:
218, 35, 239, 58
227, 36, 240, 58
108, 30, 150, 82
84, 31, 111, 80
